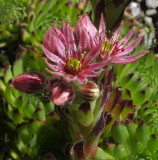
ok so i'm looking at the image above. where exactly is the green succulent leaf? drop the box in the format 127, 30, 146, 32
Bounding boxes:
99, 120, 157, 159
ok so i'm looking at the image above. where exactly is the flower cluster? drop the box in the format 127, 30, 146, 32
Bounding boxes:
42, 15, 148, 85
11, 14, 148, 106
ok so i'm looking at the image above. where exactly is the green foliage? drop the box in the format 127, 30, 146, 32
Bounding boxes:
138, 100, 158, 135
95, 120, 158, 160
0, 0, 25, 24
0, 0, 26, 48
15, 112, 68, 159
0, 50, 70, 159
115, 51, 158, 106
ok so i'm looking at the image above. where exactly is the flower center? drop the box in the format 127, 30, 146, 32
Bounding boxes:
101, 36, 124, 57
66, 57, 82, 75
101, 39, 113, 55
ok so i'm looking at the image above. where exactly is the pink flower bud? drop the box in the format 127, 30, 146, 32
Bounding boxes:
10, 72, 46, 93
80, 81, 100, 101
51, 83, 74, 107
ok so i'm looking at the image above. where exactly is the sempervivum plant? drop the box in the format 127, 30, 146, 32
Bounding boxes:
0, 0, 26, 48
11, 14, 148, 159
0, 0, 26, 64
94, 119, 158, 160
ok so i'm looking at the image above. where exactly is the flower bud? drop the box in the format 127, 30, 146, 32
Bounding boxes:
51, 83, 74, 107
10, 72, 46, 93
80, 81, 100, 101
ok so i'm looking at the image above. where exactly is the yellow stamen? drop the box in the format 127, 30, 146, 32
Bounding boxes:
67, 57, 82, 72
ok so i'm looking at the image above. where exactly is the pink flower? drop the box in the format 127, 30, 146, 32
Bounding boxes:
42, 16, 107, 84
100, 24, 149, 64
76, 15, 148, 65
10, 72, 46, 93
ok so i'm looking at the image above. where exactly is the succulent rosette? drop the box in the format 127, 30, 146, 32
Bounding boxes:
76, 15, 149, 65
41, 16, 108, 84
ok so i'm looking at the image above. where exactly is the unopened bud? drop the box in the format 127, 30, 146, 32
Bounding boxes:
10, 72, 46, 93
80, 81, 100, 101
51, 83, 74, 106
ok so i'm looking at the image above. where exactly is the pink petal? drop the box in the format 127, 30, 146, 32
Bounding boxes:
78, 28, 90, 52
83, 40, 103, 66
61, 20, 76, 50
120, 29, 134, 45
41, 45, 63, 64
102, 51, 110, 61
45, 34, 65, 58
44, 28, 53, 51
78, 15, 97, 38
63, 74, 77, 82
46, 68, 77, 83
99, 14, 105, 33
111, 51, 149, 64
113, 23, 123, 40
81, 69, 102, 77
77, 76, 88, 84
87, 60, 109, 70
89, 36, 95, 49
44, 58, 63, 72
116, 36, 144, 57
53, 22, 67, 47
45, 68, 65, 77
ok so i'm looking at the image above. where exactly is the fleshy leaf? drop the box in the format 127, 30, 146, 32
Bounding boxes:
91, 0, 132, 33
